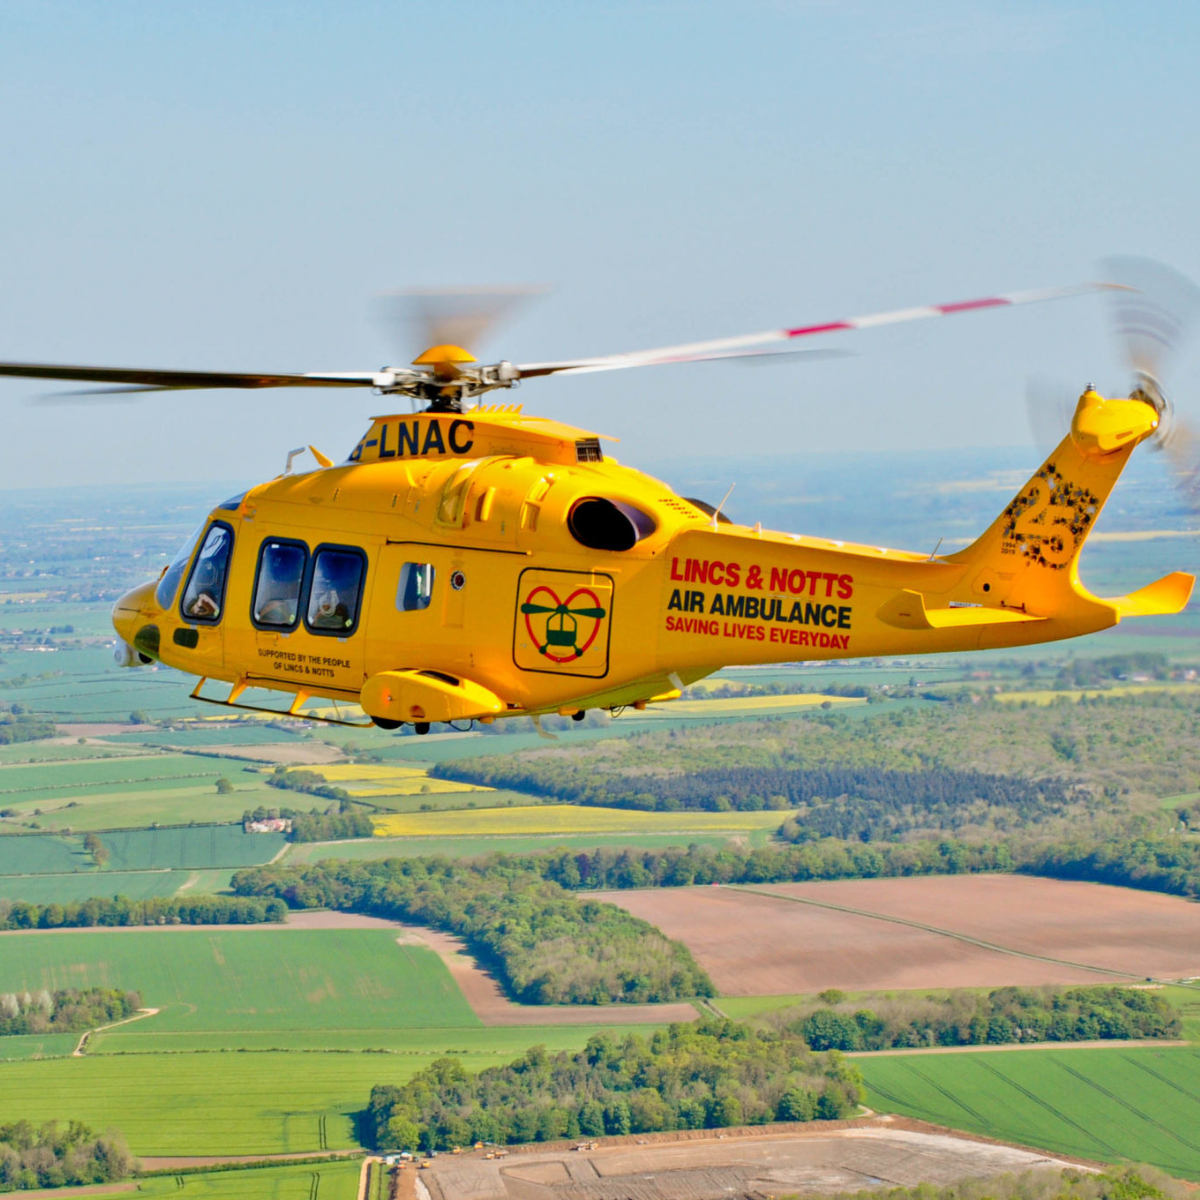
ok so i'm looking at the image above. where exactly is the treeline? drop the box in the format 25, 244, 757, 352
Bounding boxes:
0, 894, 286, 931
1055, 651, 1172, 688
430, 759, 1075, 832
242, 804, 373, 843
1022, 837, 1200, 899
780, 986, 1180, 1052
0, 703, 55, 745
536, 837, 1200, 900
0, 988, 141, 1037
366, 1019, 862, 1152
266, 767, 350, 803
535, 840, 1015, 890
232, 857, 713, 1005
0, 1120, 134, 1192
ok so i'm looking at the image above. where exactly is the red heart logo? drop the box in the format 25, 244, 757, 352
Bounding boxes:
522, 585, 605, 663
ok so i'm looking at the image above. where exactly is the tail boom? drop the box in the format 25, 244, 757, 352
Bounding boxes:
654, 390, 1193, 671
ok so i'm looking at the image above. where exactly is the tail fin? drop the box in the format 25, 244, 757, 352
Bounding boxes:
945, 389, 1191, 618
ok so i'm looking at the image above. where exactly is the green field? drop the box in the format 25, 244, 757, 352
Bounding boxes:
0, 1052, 384, 1154
0, 750, 285, 833
0, 1032, 78, 1061
136, 1159, 362, 1199
286, 829, 767, 864
0, 742, 145, 765
0, 833, 84, 874
0, 1033, 654, 1155
0, 928, 479, 1034
861, 1045, 1200, 1179
101, 824, 285, 870
0, 868, 198, 902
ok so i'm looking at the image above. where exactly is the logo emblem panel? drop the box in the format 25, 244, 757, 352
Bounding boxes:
514, 569, 613, 678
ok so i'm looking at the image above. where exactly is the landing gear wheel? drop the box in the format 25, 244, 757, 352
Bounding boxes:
571, 710, 586, 722
371, 717, 402, 731
414, 722, 431, 736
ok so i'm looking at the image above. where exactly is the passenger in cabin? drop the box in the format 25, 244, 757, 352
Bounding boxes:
308, 550, 363, 631
184, 526, 232, 619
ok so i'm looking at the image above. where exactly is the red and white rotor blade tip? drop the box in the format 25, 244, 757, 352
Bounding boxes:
517, 281, 1118, 379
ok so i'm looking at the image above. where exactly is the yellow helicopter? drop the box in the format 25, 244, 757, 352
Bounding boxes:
1, 277, 1194, 733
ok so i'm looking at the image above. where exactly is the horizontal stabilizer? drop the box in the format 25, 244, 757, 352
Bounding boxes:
877, 589, 1046, 632
1110, 571, 1195, 619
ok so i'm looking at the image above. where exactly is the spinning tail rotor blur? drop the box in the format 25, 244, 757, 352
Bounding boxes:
1027, 257, 1200, 516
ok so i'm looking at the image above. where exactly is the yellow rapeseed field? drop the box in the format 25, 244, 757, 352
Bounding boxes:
650, 693, 864, 717
308, 763, 491, 796
372, 804, 789, 838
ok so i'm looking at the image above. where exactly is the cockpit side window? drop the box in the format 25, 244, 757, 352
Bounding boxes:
305, 546, 366, 635
252, 540, 307, 629
181, 523, 234, 624
156, 523, 205, 610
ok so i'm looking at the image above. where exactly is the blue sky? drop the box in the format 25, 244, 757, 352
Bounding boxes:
2, 1, 1199, 489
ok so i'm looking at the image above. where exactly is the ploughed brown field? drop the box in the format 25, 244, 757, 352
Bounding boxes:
596, 876, 1200, 994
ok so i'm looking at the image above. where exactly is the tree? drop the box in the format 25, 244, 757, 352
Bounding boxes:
386, 1115, 421, 1152
128, 710, 151, 725
777, 1087, 817, 1122
215, 778, 234, 794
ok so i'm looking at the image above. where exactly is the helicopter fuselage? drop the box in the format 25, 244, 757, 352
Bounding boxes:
112, 397, 1193, 728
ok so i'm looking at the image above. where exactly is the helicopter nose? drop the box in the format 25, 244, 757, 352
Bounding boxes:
112, 579, 161, 662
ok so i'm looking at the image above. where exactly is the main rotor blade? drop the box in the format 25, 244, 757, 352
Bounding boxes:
0, 362, 381, 390
516, 282, 1119, 379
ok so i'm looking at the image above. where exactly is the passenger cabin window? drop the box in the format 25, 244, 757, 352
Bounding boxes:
253, 541, 307, 628
397, 562, 435, 611
306, 547, 366, 634
181, 524, 234, 622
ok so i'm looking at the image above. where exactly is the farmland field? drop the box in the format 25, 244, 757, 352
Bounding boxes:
0, 1032, 78, 1061
371, 803, 790, 838
136, 1159, 362, 1199
0, 928, 479, 1033
861, 1045, 1200, 1179
0, 1031, 660, 1155
0, 749, 284, 832
0, 833, 83, 874
358, 787, 548, 813
599, 876, 1200, 993
0, 868, 198, 902
100, 823, 286, 870
285, 828, 768, 864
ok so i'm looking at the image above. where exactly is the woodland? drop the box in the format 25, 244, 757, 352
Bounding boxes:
767, 986, 1181, 1051
366, 1019, 863, 1151
233, 856, 714, 1004
432, 692, 1200, 838
0, 893, 286, 931
0, 1121, 134, 1192
0, 988, 141, 1038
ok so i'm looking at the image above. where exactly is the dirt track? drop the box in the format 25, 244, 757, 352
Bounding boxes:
597, 876, 1200, 993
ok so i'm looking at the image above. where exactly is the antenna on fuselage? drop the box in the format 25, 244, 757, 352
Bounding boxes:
711, 482, 736, 529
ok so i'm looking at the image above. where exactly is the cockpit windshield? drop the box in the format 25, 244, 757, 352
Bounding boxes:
155, 523, 205, 610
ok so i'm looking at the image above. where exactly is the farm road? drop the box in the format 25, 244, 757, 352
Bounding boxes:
73, 1007, 159, 1056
